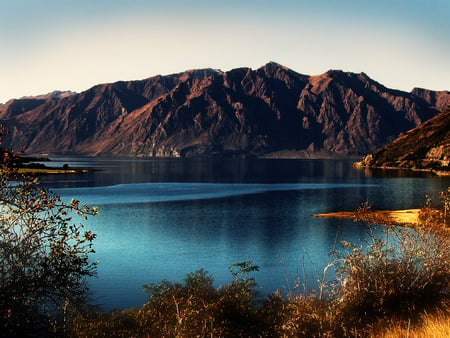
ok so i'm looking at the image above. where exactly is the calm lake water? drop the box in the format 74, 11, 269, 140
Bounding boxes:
38, 157, 449, 310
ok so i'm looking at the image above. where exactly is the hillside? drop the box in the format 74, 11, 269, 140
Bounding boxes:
355, 108, 450, 174
1, 62, 448, 157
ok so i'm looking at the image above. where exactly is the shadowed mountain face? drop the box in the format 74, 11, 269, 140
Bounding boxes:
355, 108, 450, 173
1, 62, 448, 157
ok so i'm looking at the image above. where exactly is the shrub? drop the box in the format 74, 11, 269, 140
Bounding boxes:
137, 263, 262, 337
0, 157, 98, 336
68, 307, 142, 337
419, 187, 450, 229
333, 197, 450, 333
260, 292, 335, 337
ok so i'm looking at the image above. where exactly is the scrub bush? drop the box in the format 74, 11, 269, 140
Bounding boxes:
72, 263, 262, 337
260, 292, 334, 337
420, 187, 450, 229
0, 152, 98, 336
138, 263, 261, 337
68, 308, 142, 337
333, 196, 450, 334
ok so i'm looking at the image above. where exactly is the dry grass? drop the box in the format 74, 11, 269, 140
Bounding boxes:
376, 311, 450, 337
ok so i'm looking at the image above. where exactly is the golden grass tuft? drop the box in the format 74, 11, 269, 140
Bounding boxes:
377, 311, 450, 337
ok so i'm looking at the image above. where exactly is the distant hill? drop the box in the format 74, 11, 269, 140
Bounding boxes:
354, 108, 450, 174
0, 62, 448, 157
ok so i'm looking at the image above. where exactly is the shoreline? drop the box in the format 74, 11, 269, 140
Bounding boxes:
17, 167, 95, 175
353, 161, 450, 177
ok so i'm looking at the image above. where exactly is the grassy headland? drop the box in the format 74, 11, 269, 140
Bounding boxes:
313, 208, 421, 227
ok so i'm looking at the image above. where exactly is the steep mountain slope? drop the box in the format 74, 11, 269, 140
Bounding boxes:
355, 108, 450, 173
1, 62, 448, 157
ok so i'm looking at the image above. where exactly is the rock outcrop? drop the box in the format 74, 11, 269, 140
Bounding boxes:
355, 108, 450, 174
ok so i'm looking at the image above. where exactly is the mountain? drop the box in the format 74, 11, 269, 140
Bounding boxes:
354, 108, 450, 174
0, 62, 448, 157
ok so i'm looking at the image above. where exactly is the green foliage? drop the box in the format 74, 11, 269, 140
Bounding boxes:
0, 163, 98, 335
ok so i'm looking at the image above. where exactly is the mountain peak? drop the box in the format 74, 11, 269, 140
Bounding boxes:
260, 61, 303, 75
262, 61, 289, 70
324, 69, 344, 76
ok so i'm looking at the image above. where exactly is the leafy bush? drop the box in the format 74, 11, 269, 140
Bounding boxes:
0, 158, 97, 336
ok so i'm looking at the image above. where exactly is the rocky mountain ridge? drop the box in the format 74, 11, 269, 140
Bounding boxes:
0, 62, 448, 157
355, 108, 450, 174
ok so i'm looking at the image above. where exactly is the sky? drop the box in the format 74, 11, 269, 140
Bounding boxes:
1, 0, 449, 103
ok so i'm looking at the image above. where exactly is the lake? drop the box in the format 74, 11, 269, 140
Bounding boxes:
38, 157, 449, 310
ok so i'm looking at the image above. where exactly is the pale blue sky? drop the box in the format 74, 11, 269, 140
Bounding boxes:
1, 0, 449, 103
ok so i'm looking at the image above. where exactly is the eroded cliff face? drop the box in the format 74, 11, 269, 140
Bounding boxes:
355, 108, 450, 173
1, 62, 448, 157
